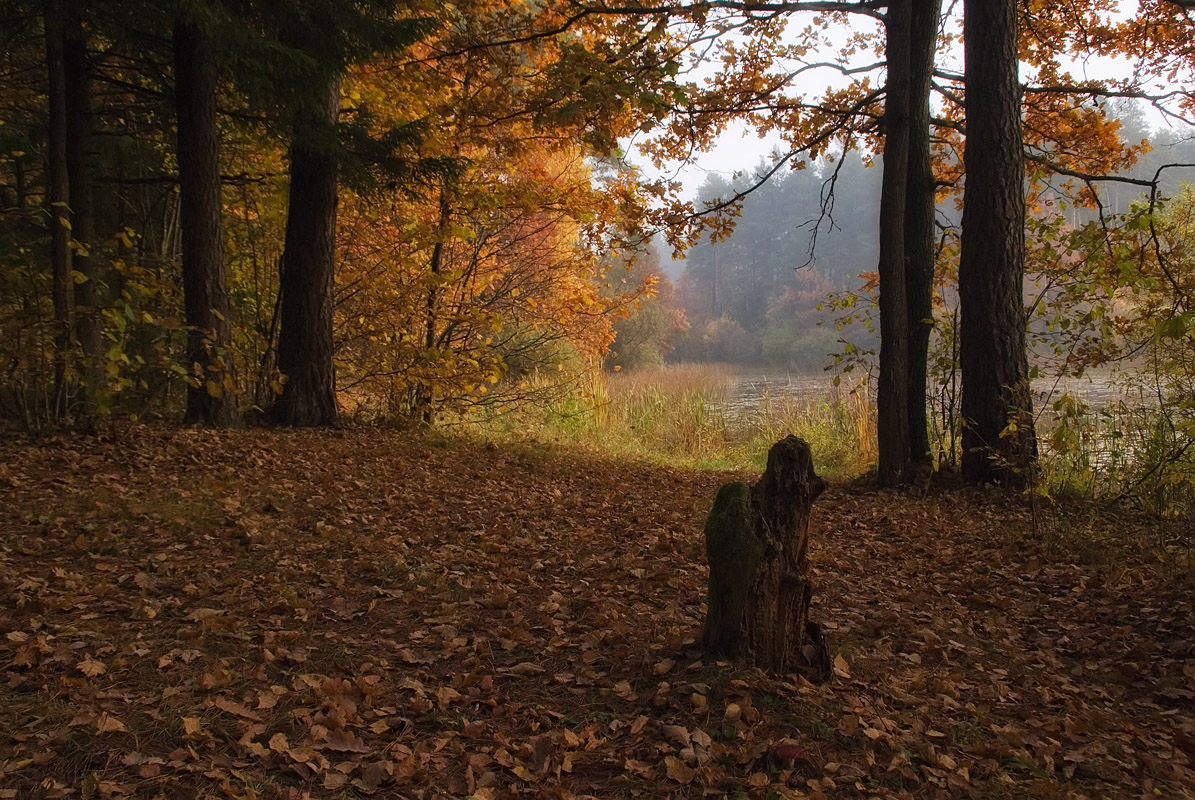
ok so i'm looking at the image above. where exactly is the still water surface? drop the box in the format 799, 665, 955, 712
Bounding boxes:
726, 371, 1145, 420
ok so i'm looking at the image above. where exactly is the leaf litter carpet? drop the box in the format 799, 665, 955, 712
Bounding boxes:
1, 426, 1192, 799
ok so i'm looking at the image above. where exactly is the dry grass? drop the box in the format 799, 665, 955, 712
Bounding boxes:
485, 364, 875, 476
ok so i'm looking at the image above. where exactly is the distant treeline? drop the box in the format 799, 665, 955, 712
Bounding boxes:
606, 107, 1195, 373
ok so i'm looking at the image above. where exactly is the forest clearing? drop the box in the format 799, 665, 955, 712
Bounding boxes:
1, 425, 1193, 799
8, 0, 1195, 797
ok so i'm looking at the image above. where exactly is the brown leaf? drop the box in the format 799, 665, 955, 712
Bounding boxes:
665, 755, 696, 784
435, 686, 462, 710
77, 658, 106, 678
323, 771, 350, 790
662, 724, 691, 747
213, 698, 263, 722
95, 713, 127, 734
181, 717, 206, 740
509, 662, 545, 676
321, 730, 370, 753
832, 654, 850, 679
360, 760, 394, 789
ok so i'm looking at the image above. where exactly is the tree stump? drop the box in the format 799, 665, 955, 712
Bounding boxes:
702, 435, 830, 680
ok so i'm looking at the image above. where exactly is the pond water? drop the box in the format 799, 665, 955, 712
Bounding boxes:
725, 370, 1143, 419
726, 373, 843, 416
724, 370, 1157, 467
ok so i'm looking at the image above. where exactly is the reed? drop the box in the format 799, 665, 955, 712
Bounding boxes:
481, 364, 877, 475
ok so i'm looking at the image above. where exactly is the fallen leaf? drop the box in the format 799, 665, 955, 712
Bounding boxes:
662, 724, 691, 747
360, 760, 394, 788
665, 755, 696, 784
213, 698, 262, 721
181, 717, 206, 739
772, 742, 809, 761
323, 771, 350, 790
509, 662, 545, 675
435, 686, 462, 710
832, 654, 850, 678
322, 730, 370, 753
77, 658, 106, 677
95, 713, 127, 734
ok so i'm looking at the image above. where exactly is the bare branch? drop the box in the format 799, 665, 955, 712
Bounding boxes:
1023, 152, 1195, 188
655, 87, 881, 243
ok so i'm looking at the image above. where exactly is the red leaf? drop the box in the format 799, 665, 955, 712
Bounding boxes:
772, 743, 808, 761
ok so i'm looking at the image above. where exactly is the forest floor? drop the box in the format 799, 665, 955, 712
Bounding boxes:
1, 425, 1193, 800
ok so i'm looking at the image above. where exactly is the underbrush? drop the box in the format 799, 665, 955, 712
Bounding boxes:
1029, 389, 1195, 571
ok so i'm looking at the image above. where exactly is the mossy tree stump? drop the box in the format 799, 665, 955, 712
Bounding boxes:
702, 435, 830, 679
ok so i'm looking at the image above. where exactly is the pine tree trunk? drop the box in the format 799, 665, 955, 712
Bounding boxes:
877, 0, 912, 486
64, 0, 100, 417
174, 17, 238, 426
703, 436, 829, 679
271, 77, 341, 427
45, 0, 73, 418
905, 0, 942, 465
960, 0, 1037, 486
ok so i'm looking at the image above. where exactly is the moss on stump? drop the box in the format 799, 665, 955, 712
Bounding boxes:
702, 481, 762, 657
700, 435, 830, 680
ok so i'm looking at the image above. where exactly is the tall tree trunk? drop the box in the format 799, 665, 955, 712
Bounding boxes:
877, 0, 912, 486
271, 76, 341, 427
960, 0, 1037, 486
419, 187, 451, 425
904, 0, 942, 465
45, 0, 73, 418
64, 0, 100, 417
174, 16, 238, 426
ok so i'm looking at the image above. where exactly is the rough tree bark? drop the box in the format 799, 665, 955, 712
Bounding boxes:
45, 0, 73, 417
64, 0, 100, 415
703, 436, 829, 679
271, 76, 341, 427
174, 16, 238, 426
877, 0, 912, 486
905, 0, 943, 465
960, 0, 1037, 486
